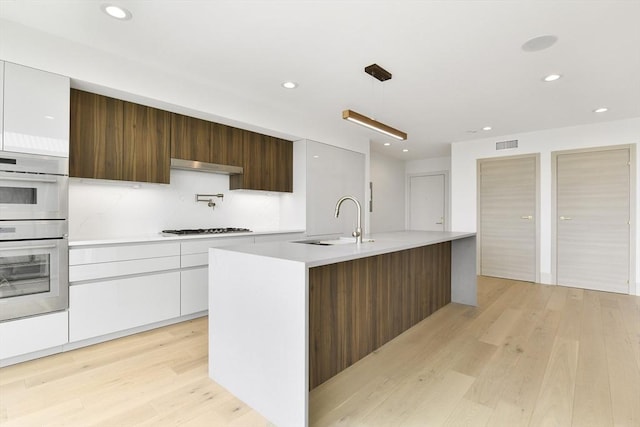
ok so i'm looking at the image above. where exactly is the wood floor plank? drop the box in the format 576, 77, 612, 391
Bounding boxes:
529, 337, 579, 427
493, 308, 562, 424
478, 307, 522, 346
442, 397, 492, 426
600, 294, 640, 426
571, 290, 614, 427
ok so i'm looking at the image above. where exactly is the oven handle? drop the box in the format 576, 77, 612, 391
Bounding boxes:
0, 174, 58, 184
0, 244, 58, 251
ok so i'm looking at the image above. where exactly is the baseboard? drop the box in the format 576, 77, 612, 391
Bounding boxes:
0, 311, 207, 368
539, 272, 553, 285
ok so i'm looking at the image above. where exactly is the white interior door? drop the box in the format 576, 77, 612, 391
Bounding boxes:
556, 148, 630, 293
408, 174, 445, 231
479, 156, 537, 282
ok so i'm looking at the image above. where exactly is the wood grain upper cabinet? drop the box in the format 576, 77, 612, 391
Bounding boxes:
70, 89, 171, 184
70, 89, 124, 180
210, 123, 243, 167
123, 103, 171, 184
230, 132, 293, 192
171, 113, 211, 162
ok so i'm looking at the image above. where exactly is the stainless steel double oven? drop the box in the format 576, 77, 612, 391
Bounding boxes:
0, 151, 69, 322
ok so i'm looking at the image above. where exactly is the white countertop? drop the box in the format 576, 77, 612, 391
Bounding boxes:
69, 229, 305, 247
212, 230, 476, 268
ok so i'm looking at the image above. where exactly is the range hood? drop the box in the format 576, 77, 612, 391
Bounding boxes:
170, 158, 243, 175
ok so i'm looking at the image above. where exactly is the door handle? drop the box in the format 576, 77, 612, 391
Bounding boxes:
521, 215, 533, 220
559, 216, 572, 221
0, 244, 57, 251
0, 172, 57, 184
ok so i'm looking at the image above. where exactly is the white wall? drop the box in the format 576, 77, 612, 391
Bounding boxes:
450, 117, 640, 295
406, 156, 451, 175
69, 170, 285, 240
370, 151, 406, 232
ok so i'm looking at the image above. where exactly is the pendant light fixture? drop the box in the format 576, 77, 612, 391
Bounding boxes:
342, 110, 407, 140
343, 64, 407, 141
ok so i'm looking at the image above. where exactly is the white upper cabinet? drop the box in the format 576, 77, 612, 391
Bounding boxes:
0, 61, 4, 149
305, 140, 365, 237
3, 62, 70, 157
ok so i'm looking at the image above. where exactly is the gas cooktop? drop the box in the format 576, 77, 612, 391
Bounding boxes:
162, 227, 252, 236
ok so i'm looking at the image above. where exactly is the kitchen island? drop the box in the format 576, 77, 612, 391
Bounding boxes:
208, 231, 476, 427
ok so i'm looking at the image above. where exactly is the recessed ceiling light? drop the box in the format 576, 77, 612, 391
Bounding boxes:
522, 35, 558, 52
101, 4, 132, 20
44, 115, 55, 120
593, 107, 608, 113
383, 142, 391, 146
402, 149, 409, 152
482, 126, 492, 131
543, 74, 562, 82
281, 81, 298, 89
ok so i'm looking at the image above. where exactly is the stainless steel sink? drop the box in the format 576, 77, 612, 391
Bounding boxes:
292, 237, 373, 246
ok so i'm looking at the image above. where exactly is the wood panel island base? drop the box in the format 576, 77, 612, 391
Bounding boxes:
209, 231, 476, 427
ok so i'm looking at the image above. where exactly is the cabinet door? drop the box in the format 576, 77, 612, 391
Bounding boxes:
69, 271, 180, 342
3, 62, 70, 157
69, 90, 124, 180
211, 123, 243, 166
230, 132, 293, 192
181, 267, 208, 315
271, 137, 293, 192
123, 102, 171, 183
0, 61, 4, 150
171, 113, 211, 162
0, 311, 68, 360
306, 140, 365, 237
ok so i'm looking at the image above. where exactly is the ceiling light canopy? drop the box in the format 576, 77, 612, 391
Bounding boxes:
482, 126, 492, 131
101, 4, 132, 20
593, 107, 608, 113
521, 35, 558, 52
281, 81, 298, 89
342, 110, 407, 140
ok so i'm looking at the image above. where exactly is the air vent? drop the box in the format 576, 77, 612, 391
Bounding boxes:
496, 140, 518, 150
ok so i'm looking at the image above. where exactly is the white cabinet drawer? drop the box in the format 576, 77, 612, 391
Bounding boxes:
181, 237, 254, 256
69, 255, 180, 282
69, 271, 180, 342
69, 242, 180, 265
180, 237, 253, 268
0, 311, 68, 360
181, 267, 208, 315
181, 253, 208, 268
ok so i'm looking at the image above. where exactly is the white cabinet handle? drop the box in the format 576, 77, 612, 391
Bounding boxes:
559, 216, 572, 221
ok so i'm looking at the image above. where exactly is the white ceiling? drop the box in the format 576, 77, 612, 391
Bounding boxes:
1, 0, 639, 160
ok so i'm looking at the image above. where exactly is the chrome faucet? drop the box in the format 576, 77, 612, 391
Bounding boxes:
335, 195, 363, 244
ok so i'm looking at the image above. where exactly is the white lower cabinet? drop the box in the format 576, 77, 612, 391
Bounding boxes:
180, 268, 208, 315
0, 311, 68, 361
69, 271, 180, 342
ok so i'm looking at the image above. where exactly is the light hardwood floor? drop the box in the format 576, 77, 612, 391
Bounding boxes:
1, 277, 639, 426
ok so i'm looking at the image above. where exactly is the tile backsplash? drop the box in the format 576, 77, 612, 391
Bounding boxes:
69, 169, 284, 240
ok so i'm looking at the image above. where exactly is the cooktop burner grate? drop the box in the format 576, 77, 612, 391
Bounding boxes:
162, 227, 252, 235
